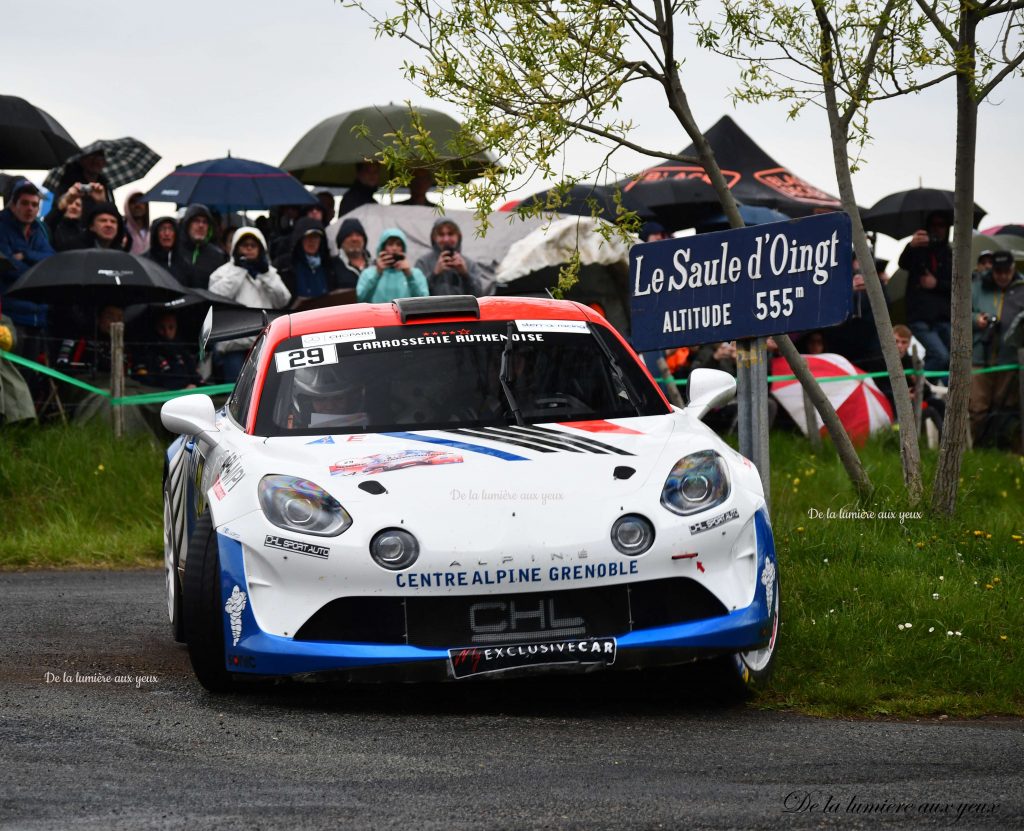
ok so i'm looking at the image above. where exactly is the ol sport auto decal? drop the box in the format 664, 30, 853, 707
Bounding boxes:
689, 508, 740, 535
224, 586, 247, 647
264, 534, 329, 559
445, 425, 635, 456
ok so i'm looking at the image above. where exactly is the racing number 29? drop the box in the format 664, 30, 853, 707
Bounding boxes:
274, 344, 339, 373
287, 347, 326, 369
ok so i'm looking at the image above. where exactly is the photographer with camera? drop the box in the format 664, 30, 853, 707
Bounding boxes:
415, 218, 485, 296
970, 250, 1024, 446
898, 211, 954, 374
357, 227, 428, 303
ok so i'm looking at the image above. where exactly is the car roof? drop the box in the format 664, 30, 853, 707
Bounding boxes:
266, 296, 597, 343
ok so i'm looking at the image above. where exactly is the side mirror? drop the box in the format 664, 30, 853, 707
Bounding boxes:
161, 394, 218, 436
686, 368, 737, 420
199, 306, 213, 362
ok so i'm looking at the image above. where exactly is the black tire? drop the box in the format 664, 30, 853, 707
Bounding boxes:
705, 568, 780, 702
182, 512, 234, 693
163, 492, 185, 643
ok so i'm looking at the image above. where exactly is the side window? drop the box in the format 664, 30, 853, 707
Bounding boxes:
227, 334, 266, 429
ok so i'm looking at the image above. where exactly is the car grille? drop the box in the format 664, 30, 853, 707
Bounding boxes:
294, 578, 728, 647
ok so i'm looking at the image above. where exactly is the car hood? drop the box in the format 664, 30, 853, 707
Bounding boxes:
261, 417, 677, 497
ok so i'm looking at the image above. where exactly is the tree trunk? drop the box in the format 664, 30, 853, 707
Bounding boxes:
932, 8, 978, 515
813, 0, 922, 504
776, 334, 873, 499
825, 131, 923, 503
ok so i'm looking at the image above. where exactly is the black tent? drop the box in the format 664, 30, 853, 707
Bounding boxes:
618, 115, 842, 219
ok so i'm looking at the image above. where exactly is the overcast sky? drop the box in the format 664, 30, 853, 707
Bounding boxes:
7, 0, 1023, 264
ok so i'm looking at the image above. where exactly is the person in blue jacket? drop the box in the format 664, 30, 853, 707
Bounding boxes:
356, 227, 429, 303
0, 178, 54, 358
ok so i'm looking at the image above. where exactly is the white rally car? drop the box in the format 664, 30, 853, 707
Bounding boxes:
161, 295, 778, 692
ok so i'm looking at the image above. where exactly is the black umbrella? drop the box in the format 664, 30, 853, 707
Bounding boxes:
6, 249, 187, 307
862, 188, 986, 240
0, 94, 79, 169
620, 178, 724, 231
618, 115, 843, 219
512, 183, 653, 222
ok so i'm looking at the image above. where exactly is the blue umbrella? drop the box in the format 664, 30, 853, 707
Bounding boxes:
141, 156, 316, 209
695, 204, 791, 232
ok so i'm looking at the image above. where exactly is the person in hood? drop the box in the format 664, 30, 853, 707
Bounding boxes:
80, 202, 129, 250
208, 227, 290, 381
274, 217, 346, 305
898, 211, 953, 373
357, 228, 429, 303
335, 217, 370, 288
337, 162, 381, 218
177, 204, 228, 289
51, 149, 112, 204
144, 217, 189, 283
415, 217, 484, 296
123, 191, 149, 255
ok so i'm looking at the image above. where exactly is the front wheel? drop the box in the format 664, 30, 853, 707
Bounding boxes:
708, 564, 779, 700
182, 512, 234, 693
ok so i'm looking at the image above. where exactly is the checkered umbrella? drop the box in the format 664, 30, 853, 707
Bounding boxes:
43, 137, 160, 192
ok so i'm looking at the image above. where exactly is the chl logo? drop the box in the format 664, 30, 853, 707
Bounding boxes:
468, 598, 585, 643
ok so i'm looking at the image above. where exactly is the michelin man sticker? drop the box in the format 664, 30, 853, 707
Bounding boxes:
761, 559, 776, 613
224, 585, 248, 646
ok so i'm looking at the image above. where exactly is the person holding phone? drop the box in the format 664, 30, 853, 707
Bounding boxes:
356, 227, 429, 303
415, 218, 485, 296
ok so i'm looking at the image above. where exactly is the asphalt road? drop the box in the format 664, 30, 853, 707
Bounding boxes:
1, 570, 1020, 831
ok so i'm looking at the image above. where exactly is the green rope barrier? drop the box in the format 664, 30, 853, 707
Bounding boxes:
0, 350, 234, 404
662, 363, 1021, 385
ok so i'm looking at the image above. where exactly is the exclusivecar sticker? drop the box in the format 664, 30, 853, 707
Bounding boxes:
329, 449, 464, 476
224, 586, 247, 647
301, 327, 376, 347
761, 558, 776, 611
689, 508, 740, 535
449, 637, 616, 679
264, 534, 329, 559
273, 344, 339, 373
447, 425, 635, 456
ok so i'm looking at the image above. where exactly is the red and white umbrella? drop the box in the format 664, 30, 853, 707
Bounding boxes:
771, 353, 893, 446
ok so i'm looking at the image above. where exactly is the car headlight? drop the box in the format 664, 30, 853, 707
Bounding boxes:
258, 475, 352, 537
661, 450, 730, 516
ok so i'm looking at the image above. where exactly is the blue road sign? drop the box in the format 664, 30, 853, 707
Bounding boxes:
630, 212, 853, 351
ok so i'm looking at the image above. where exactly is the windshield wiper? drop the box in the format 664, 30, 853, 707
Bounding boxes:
588, 323, 642, 416
499, 322, 525, 426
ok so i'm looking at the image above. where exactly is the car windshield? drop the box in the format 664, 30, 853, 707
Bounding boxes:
253, 319, 669, 436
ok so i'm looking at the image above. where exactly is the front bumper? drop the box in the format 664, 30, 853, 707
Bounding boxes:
216, 511, 778, 681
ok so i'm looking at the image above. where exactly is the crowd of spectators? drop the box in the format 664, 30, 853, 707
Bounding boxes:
0, 158, 1021, 449
0, 159, 493, 420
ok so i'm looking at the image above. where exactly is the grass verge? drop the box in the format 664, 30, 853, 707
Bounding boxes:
0, 423, 1020, 716
0, 422, 164, 568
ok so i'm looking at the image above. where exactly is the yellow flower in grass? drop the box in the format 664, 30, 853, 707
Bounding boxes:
1000, 635, 1008, 641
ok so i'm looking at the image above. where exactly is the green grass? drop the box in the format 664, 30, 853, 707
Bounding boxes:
1, 422, 1021, 716
761, 430, 1024, 717
0, 422, 164, 568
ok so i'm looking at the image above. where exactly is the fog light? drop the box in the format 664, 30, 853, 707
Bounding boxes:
611, 514, 654, 556
370, 528, 420, 570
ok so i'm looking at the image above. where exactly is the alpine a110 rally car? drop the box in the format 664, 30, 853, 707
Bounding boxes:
161, 295, 778, 692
